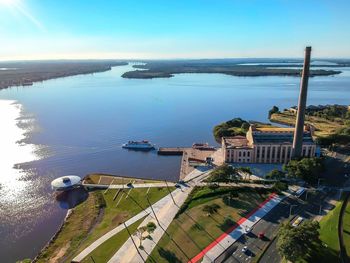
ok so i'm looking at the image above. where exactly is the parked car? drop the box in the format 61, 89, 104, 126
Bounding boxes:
258, 232, 265, 239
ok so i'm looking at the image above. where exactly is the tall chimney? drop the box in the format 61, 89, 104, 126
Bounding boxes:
292, 46, 312, 158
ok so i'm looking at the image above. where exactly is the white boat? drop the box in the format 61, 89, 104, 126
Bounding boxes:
122, 140, 155, 150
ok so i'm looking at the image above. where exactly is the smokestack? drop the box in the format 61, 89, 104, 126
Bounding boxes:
292, 46, 312, 158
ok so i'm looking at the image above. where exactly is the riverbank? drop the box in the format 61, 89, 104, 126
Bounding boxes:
33, 174, 174, 262
0, 61, 127, 90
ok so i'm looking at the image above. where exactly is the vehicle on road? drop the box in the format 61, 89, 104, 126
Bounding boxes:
126, 182, 133, 187
295, 187, 306, 198
292, 216, 304, 227
245, 226, 252, 234
242, 246, 248, 253
258, 232, 265, 239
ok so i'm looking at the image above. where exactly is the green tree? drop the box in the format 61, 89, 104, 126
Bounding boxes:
277, 220, 321, 262
269, 105, 280, 118
266, 169, 285, 180
134, 221, 157, 248
202, 204, 221, 216
283, 157, 324, 184
208, 164, 236, 182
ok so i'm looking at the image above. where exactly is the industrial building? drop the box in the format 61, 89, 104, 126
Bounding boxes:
222, 125, 316, 164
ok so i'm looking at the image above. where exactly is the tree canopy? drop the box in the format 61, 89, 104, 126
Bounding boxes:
213, 118, 249, 142
277, 220, 321, 262
283, 157, 324, 184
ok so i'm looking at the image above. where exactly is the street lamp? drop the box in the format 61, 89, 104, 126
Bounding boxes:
317, 178, 324, 189
290, 204, 297, 217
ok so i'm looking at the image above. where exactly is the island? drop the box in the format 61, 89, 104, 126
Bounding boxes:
121, 60, 343, 79
0, 60, 128, 90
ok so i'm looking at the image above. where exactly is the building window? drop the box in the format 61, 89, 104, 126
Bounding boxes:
287, 147, 291, 158
243, 152, 246, 157
247, 151, 250, 157
238, 158, 241, 162
239, 152, 242, 157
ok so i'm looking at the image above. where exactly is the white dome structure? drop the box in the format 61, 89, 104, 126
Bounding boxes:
51, 175, 81, 191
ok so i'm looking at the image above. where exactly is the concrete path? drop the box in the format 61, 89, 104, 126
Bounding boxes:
107, 186, 193, 263
107, 168, 210, 263
82, 182, 176, 189
72, 208, 150, 262
197, 193, 285, 263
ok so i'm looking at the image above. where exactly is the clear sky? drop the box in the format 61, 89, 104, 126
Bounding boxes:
0, 0, 349, 60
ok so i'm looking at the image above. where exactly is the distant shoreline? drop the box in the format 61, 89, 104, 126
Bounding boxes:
121, 63, 342, 79
0, 61, 128, 90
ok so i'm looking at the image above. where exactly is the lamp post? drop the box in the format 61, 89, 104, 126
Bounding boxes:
290, 204, 297, 217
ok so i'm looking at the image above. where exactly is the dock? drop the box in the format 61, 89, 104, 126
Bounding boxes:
157, 147, 187, 155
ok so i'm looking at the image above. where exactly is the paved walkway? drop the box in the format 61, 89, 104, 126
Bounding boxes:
82, 182, 176, 189
196, 193, 285, 263
73, 168, 209, 262
107, 185, 193, 263
107, 169, 210, 263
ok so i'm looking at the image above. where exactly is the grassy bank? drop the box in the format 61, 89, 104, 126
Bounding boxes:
35, 191, 103, 263
147, 186, 273, 263
36, 174, 174, 262
75, 186, 172, 255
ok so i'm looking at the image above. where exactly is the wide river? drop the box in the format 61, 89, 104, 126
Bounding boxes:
0, 63, 349, 262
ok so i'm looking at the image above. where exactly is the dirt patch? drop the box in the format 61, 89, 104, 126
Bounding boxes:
49, 242, 70, 263
112, 211, 129, 225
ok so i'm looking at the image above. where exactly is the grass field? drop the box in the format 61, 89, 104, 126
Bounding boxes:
74, 186, 173, 261
342, 199, 350, 258
81, 217, 146, 263
147, 186, 273, 263
84, 173, 161, 185
270, 111, 345, 137
37, 179, 173, 262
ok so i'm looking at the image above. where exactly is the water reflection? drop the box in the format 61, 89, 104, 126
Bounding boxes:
55, 187, 88, 209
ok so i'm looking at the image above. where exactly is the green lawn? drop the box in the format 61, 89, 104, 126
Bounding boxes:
36, 191, 102, 263
37, 182, 173, 262
342, 200, 350, 258
147, 186, 273, 263
73, 186, 173, 260
81, 217, 146, 263
315, 201, 342, 262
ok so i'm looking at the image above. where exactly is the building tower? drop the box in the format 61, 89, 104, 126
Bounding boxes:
292, 46, 312, 158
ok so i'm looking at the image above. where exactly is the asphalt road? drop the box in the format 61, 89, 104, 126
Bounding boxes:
223, 190, 329, 263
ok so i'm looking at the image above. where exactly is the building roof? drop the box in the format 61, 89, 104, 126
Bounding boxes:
51, 175, 81, 190
254, 127, 295, 133
223, 136, 252, 149
253, 132, 314, 144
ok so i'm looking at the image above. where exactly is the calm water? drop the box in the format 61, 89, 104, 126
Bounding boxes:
1, 64, 350, 262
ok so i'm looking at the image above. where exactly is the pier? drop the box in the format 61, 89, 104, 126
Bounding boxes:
157, 147, 187, 155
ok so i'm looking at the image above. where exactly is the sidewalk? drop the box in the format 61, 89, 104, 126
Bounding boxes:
107, 168, 210, 263
107, 182, 193, 262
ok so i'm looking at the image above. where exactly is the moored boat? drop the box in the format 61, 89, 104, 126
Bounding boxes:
122, 140, 155, 150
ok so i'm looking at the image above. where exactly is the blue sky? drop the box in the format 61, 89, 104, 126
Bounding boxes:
0, 0, 349, 60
